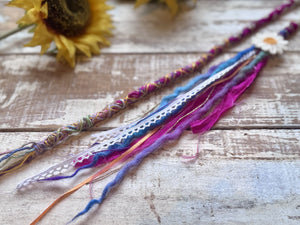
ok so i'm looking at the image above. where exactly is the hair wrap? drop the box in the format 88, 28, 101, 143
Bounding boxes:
0, 0, 297, 176
27, 20, 300, 224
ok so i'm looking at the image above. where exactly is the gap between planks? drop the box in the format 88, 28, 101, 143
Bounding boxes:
0, 126, 300, 133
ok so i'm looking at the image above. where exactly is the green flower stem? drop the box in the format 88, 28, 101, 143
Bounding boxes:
0, 24, 33, 41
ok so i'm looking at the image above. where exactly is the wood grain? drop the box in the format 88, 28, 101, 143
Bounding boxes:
0, 1, 299, 54
0, 53, 299, 130
0, 0, 299, 225
0, 130, 300, 225
1, 129, 299, 160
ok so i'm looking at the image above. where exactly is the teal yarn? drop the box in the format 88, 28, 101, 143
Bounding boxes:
158, 46, 255, 108
70, 49, 268, 223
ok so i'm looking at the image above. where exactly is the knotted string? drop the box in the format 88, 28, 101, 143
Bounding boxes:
29, 19, 300, 224
0, 0, 297, 176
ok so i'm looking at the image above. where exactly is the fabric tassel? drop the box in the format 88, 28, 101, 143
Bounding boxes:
31, 49, 268, 225
27, 21, 299, 224
18, 46, 256, 188
1, 0, 297, 176
71, 57, 268, 223
31, 47, 262, 224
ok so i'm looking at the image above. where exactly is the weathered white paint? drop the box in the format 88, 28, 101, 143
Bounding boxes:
0, 1, 299, 53
27, 94, 124, 127
0, 53, 299, 129
1, 81, 40, 109
0, 129, 299, 224
0, 0, 299, 225
1, 55, 57, 76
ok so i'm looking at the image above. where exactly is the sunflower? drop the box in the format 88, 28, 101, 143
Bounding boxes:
8, 0, 114, 67
135, 0, 179, 15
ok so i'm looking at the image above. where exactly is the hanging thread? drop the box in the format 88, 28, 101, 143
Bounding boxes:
0, 0, 297, 176
29, 20, 300, 224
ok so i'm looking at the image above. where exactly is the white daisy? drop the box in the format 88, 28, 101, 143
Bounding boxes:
252, 32, 288, 55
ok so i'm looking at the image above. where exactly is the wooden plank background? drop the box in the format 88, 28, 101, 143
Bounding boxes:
0, 0, 299, 224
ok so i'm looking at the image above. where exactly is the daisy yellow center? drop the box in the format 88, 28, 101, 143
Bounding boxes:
263, 37, 277, 45
42, 0, 91, 37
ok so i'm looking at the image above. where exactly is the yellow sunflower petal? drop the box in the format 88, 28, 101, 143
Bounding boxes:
17, 14, 35, 25
7, 0, 33, 11
60, 36, 76, 58
74, 43, 92, 57
85, 20, 114, 36
135, 0, 151, 8
89, 0, 113, 11
164, 0, 179, 16
39, 1, 48, 19
20, 7, 40, 24
31, 0, 42, 9
74, 35, 101, 55
55, 35, 76, 67
54, 37, 69, 64
9, 0, 113, 67
24, 23, 53, 54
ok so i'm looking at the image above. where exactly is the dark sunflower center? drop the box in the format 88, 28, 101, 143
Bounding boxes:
42, 0, 91, 37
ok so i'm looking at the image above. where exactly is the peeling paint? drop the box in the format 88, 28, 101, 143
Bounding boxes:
1, 81, 40, 109
28, 92, 124, 126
